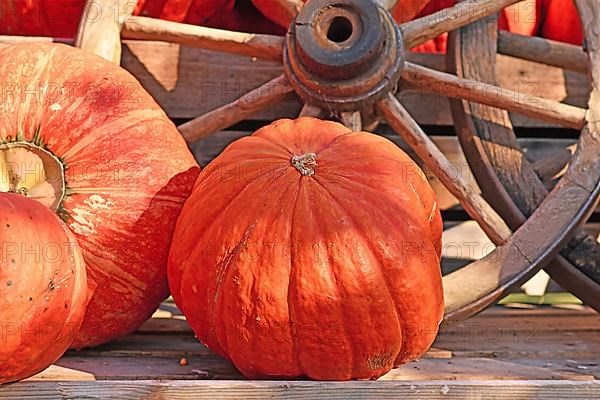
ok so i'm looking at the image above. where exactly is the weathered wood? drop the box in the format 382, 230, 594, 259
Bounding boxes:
340, 111, 362, 131
122, 17, 284, 61
139, 304, 600, 335
375, 95, 583, 319
377, 93, 512, 244
498, 31, 587, 74
400, 0, 522, 49
4, 380, 599, 399
116, 41, 590, 125
437, 331, 600, 359
274, 0, 303, 25
5, 306, 597, 398
403, 62, 587, 129
29, 356, 597, 382
0, 36, 68, 45
178, 75, 294, 142
529, 148, 573, 188
447, 0, 600, 312
376, 0, 400, 9
75, 0, 133, 63
298, 103, 323, 118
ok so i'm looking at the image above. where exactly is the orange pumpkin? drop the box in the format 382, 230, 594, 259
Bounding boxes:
169, 118, 444, 380
0, 43, 200, 348
0, 193, 88, 384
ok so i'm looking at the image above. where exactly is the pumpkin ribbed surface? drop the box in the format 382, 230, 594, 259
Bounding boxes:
169, 118, 443, 380
0, 43, 200, 348
0, 193, 87, 383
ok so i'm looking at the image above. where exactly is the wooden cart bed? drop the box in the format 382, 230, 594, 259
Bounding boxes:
1, 8, 599, 396
1, 305, 597, 399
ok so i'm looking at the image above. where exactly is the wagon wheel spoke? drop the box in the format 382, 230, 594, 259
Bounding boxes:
445, 0, 600, 311
378, 91, 600, 320
76, 0, 133, 63
497, 31, 587, 74
179, 75, 294, 142
402, 62, 587, 129
377, 0, 400, 10
529, 147, 574, 188
376, 93, 511, 244
400, 0, 522, 49
298, 103, 324, 118
121, 16, 284, 61
274, 0, 304, 26
340, 111, 362, 131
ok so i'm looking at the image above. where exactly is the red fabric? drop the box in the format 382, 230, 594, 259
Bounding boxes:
540, 0, 583, 45
0, 0, 283, 38
0, 1, 83, 37
0, 0, 583, 49
407, 0, 541, 53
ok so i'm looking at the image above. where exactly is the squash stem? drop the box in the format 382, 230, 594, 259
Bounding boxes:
291, 153, 318, 176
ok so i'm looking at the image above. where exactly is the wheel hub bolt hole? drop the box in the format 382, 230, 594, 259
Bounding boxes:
326, 16, 353, 43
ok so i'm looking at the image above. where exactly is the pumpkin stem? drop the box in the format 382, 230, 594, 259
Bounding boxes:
0, 141, 66, 213
291, 153, 318, 176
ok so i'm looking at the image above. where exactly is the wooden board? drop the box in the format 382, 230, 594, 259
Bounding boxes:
120, 41, 590, 127
1, 306, 597, 399
4, 380, 600, 399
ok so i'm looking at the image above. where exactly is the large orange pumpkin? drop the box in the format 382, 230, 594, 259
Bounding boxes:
169, 118, 444, 380
0, 43, 200, 348
0, 193, 88, 384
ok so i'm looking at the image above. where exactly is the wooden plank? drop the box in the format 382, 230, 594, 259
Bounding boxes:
33, 356, 242, 381
67, 335, 451, 360
434, 331, 600, 359
7, 306, 599, 397
3, 380, 600, 399
513, 358, 600, 380
120, 42, 590, 126
380, 358, 597, 381
68, 334, 209, 357
75, 307, 600, 361
442, 310, 600, 333
28, 356, 595, 382
96, 328, 599, 360
139, 305, 600, 334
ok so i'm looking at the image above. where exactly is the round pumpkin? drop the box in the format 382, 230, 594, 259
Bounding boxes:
0, 43, 200, 348
168, 118, 444, 380
0, 193, 88, 384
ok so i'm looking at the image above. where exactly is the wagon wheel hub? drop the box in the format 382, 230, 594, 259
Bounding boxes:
110, 0, 600, 318
283, 0, 404, 112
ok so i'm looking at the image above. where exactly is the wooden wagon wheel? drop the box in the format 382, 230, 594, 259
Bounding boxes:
67, 0, 600, 322
444, 0, 600, 311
